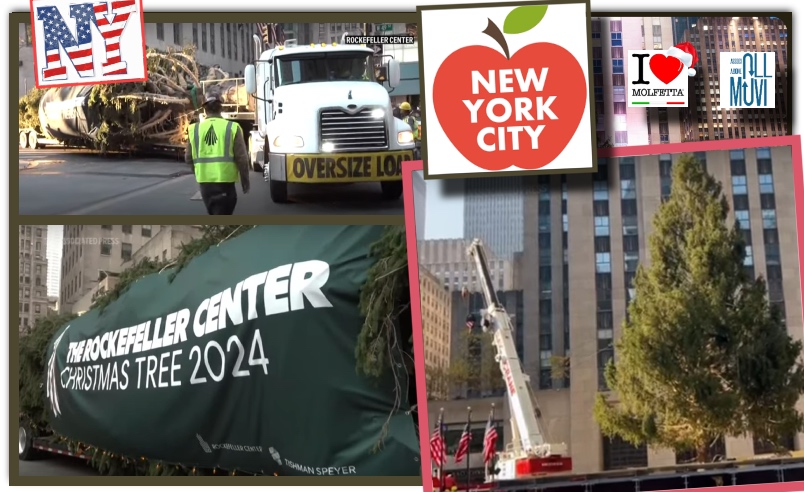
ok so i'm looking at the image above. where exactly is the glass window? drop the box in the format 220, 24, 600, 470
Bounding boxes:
759, 174, 774, 194
744, 245, 754, 266
623, 215, 638, 236
595, 216, 610, 236
735, 210, 750, 230
596, 253, 611, 273
762, 209, 777, 229
732, 175, 748, 195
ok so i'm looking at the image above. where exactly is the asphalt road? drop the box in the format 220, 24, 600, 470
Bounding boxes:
18, 455, 97, 476
18, 148, 405, 216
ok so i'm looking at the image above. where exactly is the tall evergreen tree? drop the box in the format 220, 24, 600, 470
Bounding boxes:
593, 153, 804, 462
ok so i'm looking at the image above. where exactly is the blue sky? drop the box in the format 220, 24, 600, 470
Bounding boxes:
421, 171, 464, 239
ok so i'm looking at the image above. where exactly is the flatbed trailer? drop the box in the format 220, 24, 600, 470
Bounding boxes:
19, 425, 90, 463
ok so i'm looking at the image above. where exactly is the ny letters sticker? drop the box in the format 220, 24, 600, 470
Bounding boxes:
30, 0, 147, 88
419, 1, 596, 179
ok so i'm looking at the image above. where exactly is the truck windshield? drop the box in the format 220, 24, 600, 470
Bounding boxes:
274, 52, 374, 86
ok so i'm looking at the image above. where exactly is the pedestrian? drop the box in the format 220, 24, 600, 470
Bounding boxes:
185, 87, 250, 215
399, 101, 421, 158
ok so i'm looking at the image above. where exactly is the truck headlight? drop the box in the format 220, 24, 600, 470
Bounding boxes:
371, 109, 385, 118
397, 131, 414, 144
321, 142, 335, 152
272, 135, 304, 148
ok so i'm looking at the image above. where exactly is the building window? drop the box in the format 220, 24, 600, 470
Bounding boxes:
226, 24, 232, 58
233, 24, 238, 60
659, 154, 673, 200
193, 23, 198, 47
603, 435, 648, 470
142, 226, 152, 237
122, 225, 133, 234
101, 225, 113, 230
201, 23, 208, 51
220, 25, 226, 57
101, 240, 112, 256
173, 23, 182, 45
121, 243, 133, 261
156, 23, 164, 40
210, 23, 216, 54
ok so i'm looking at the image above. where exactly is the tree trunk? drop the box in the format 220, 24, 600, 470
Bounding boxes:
696, 442, 711, 463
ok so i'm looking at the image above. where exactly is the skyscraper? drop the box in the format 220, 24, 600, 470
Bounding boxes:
678, 16, 789, 141
463, 177, 525, 259
413, 171, 427, 240
18, 225, 49, 332
46, 225, 63, 298
591, 16, 684, 147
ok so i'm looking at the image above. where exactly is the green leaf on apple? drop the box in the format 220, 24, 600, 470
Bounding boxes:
503, 5, 548, 35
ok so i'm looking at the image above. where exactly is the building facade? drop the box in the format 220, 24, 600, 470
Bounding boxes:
121, 225, 203, 269
46, 225, 63, 298
591, 17, 683, 147
60, 225, 160, 313
418, 239, 514, 293
428, 146, 801, 475
463, 177, 526, 259
677, 16, 789, 141
420, 265, 452, 400
413, 171, 427, 240
18, 225, 50, 332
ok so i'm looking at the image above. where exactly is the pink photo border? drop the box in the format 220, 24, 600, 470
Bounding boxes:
403, 135, 804, 492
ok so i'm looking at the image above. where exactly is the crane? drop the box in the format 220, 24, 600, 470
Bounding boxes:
465, 239, 573, 482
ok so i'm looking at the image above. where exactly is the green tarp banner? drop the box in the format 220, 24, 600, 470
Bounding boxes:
45, 226, 419, 476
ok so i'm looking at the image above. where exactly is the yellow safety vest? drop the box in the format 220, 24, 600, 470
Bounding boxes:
403, 115, 420, 140
188, 118, 239, 183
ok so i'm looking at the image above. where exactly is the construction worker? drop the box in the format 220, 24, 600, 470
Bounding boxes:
399, 101, 421, 158
185, 87, 250, 215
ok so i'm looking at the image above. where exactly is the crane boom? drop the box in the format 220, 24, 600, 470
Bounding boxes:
466, 239, 571, 481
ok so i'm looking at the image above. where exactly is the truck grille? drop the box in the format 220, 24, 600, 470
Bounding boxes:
319, 108, 388, 152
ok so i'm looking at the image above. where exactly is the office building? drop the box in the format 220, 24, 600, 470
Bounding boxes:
46, 225, 63, 298
413, 171, 427, 240
121, 226, 204, 269
18, 225, 50, 333
420, 265, 452, 400
60, 225, 161, 314
463, 177, 525, 259
429, 146, 801, 476
591, 17, 684, 147
678, 16, 789, 141
418, 239, 515, 293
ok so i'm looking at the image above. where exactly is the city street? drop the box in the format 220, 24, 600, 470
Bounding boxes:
18, 456, 96, 476
18, 148, 404, 216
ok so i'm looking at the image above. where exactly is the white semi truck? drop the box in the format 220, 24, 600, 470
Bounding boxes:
242, 35, 416, 203
465, 239, 573, 483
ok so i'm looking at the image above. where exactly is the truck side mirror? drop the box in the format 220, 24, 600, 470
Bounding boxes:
245, 64, 257, 94
387, 59, 401, 88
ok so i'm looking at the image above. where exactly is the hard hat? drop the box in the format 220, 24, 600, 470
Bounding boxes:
399, 102, 411, 111
202, 86, 224, 105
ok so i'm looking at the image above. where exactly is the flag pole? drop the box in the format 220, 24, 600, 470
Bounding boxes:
438, 407, 445, 492
465, 406, 472, 491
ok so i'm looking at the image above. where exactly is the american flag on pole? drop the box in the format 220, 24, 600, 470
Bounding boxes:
482, 412, 498, 466
454, 422, 472, 464
429, 412, 446, 467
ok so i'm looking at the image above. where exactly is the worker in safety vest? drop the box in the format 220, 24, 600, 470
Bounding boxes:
185, 87, 250, 215
399, 101, 421, 159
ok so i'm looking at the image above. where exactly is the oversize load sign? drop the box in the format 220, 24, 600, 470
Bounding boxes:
45, 226, 419, 476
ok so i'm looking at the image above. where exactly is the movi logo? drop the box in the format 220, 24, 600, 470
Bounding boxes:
30, 0, 147, 88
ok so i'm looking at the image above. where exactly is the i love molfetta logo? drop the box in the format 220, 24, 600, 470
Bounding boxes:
420, 2, 595, 178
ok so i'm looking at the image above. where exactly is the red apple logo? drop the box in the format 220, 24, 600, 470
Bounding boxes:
432, 5, 588, 171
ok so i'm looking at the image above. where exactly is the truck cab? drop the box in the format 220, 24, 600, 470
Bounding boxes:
244, 38, 415, 203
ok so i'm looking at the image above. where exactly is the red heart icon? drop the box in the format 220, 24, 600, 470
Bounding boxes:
649, 55, 684, 85
432, 43, 587, 171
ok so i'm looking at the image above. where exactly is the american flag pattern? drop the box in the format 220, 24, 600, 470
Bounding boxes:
482, 413, 498, 466
429, 413, 446, 468
454, 422, 472, 464
36, 0, 137, 81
